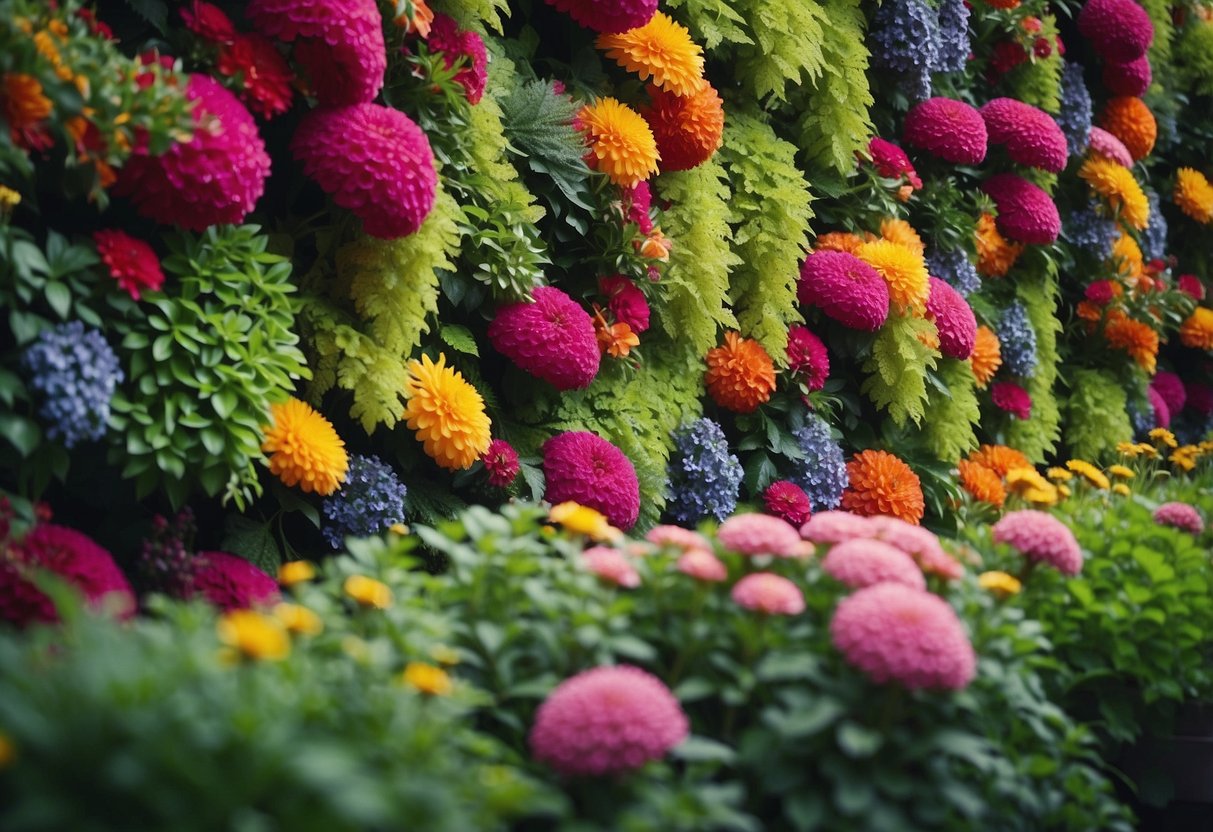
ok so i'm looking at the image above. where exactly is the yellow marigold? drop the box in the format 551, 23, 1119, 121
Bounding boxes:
1046, 466, 1073, 481
1111, 230, 1144, 282
1137, 442, 1159, 459
278, 560, 317, 587
1149, 427, 1178, 448
841, 449, 925, 525
1100, 97, 1157, 162
1180, 307, 1213, 349
1108, 464, 1135, 479
579, 97, 660, 188
856, 238, 930, 314
1116, 441, 1141, 457
1174, 168, 1213, 224
596, 12, 705, 96
975, 212, 1023, 278
217, 610, 290, 662
273, 603, 324, 636
814, 231, 870, 254
344, 575, 392, 609
1066, 459, 1110, 489
1112, 483, 1132, 496
968, 444, 1032, 477
402, 662, 453, 696
1104, 310, 1158, 373
262, 398, 349, 496
549, 501, 621, 542
880, 218, 926, 255
1079, 157, 1150, 230
970, 325, 1003, 389
958, 459, 1006, 508
403, 353, 492, 471
1006, 467, 1059, 506
0, 184, 19, 212
704, 331, 776, 413
1058, 483, 1071, 498
978, 570, 1022, 599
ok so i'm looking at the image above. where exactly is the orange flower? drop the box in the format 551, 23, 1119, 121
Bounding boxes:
1100, 97, 1156, 162
975, 212, 1023, 278
966, 444, 1032, 478
970, 325, 1002, 388
1111, 230, 1144, 281
396, 0, 435, 36
1174, 168, 1213, 224
578, 97, 660, 188
593, 307, 640, 358
1076, 300, 1102, 324
1104, 309, 1158, 373
841, 449, 925, 525
704, 331, 776, 413
638, 227, 671, 260
1079, 157, 1150, 230
597, 13, 705, 96
814, 231, 869, 254
856, 238, 930, 314
958, 459, 1006, 508
1180, 307, 1213, 349
1, 73, 53, 150
880, 218, 926, 255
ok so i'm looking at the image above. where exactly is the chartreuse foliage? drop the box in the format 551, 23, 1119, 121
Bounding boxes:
732, 0, 830, 102
1005, 265, 1062, 462
110, 226, 308, 510
664, 0, 752, 48
430, 0, 508, 32
861, 313, 939, 426
1174, 18, 1213, 97
1004, 14, 1063, 113
921, 359, 982, 461
1064, 369, 1132, 461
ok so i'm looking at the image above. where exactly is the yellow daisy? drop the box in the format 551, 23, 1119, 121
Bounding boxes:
403, 353, 492, 471
1108, 464, 1135, 479
1079, 157, 1150, 230
856, 239, 930, 314
1066, 459, 1110, 489
978, 571, 1022, 599
1174, 167, 1213, 223
1149, 427, 1178, 449
217, 610, 290, 662
1046, 466, 1072, 481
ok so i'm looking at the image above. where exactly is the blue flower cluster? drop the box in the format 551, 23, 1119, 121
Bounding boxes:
322, 454, 407, 549
1143, 189, 1168, 261
790, 414, 848, 511
995, 301, 1038, 378
666, 418, 743, 524
1057, 62, 1093, 157
934, 0, 970, 74
926, 246, 981, 297
1066, 203, 1118, 259
21, 321, 123, 449
1128, 396, 1154, 438
871, 0, 940, 101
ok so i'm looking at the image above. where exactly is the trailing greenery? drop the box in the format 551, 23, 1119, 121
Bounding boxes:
1064, 369, 1132, 461
731, 0, 831, 102
430, 0, 509, 32
1005, 264, 1062, 462
920, 359, 982, 462
861, 313, 939, 426
1173, 19, 1213, 98
1004, 16, 1062, 113
665, 0, 753, 49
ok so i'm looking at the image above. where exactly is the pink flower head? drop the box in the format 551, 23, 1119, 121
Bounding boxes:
1087, 126, 1134, 167
903, 98, 988, 165
482, 439, 520, 487
800, 511, 874, 546
189, 551, 281, 610
1186, 381, 1213, 416
717, 513, 804, 558
1148, 385, 1171, 427
543, 0, 658, 34
582, 547, 640, 588
731, 572, 806, 615
763, 480, 813, 528
542, 431, 640, 530
181, 0, 236, 43
980, 97, 1068, 173
991, 510, 1083, 575
981, 173, 1062, 244
529, 664, 688, 776
1179, 274, 1206, 300
116, 75, 270, 231
1086, 279, 1117, 306
865, 516, 963, 580
830, 583, 976, 690
867, 137, 923, 189
428, 13, 488, 104
1077, 0, 1154, 62
488, 287, 602, 390
622, 181, 654, 234
1154, 502, 1204, 535
821, 538, 926, 590
925, 276, 977, 359
1103, 55, 1152, 97
93, 230, 165, 300
292, 103, 437, 239
217, 33, 296, 119
1151, 371, 1186, 415
599, 275, 651, 334
646, 525, 711, 550
786, 324, 830, 390
798, 250, 890, 331
992, 380, 1032, 420
676, 548, 728, 582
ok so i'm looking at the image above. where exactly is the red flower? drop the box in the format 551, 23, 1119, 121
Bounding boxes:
991, 380, 1032, 420
599, 275, 650, 334
217, 34, 296, 119
93, 230, 165, 300
181, 1, 237, 43
867, 137, 923, 190
481, 439, 520, 487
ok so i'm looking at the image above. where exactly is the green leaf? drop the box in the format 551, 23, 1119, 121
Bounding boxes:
44, 282, 72, 319
671, 736, 736, 764
836, 721, 884, 758
0, 413, 41, 457
219, 515, 281, 574
439, 324, 480, 357
124, 0, 169, 31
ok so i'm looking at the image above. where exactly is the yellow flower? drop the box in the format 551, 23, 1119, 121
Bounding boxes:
1058, 483, 1072, 498
1079, 157, 1150, 230
1174, 167, 1213, 223
1149, 428, 1178, 448
389, 523, 409, 536
217, 610, 290, 662
0, 732, 14, 769
978, 571, 1022, 599
856, 239, 930, 314
1112, 483, 1131, 496
1066, 459, 1110, 489
1136, 443, 1159, 459
262, 398, 349, 496
879, 218, 926, 255
1171, 450, 1198, 472
1007, 468, 1059, 506
548, 501, 621, 542
1046, 467, 1072, 481
278, 560, 317, 587
430, 644, 461, 666
1116, 441, 1141, 457
273, 603, 324, 636
1107, 464, 1135, 479
578, 97, 660, 188
344, 575, 392, 609
0, 185, 20, 212
1111, 230, 1144, 282
596, 13, 705, 96
402, 662, 453, 696
402, 353, 492, 471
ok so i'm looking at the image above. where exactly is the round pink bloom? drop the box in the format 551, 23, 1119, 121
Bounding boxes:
488, 286, 601, 390
646, 525, 711, 550
800, 511, 874, 545
1154, 502, 1204, 535
93, 230, 165, 300
189, 551, 281, 611
292, 103, 436, 239
980, 97, 1068, 173
763, 480, 813, 528
821, 538, 926, 590
925, 277, 977, 359
717, 513, 804, 557
867, 137, 923, 189
1077, 0, 1154, 62
1151, 371, 1186, 415
181, 1, 236, 43
1148, 385, 1171, 428
786, 324, 830, 390
731, 572, 806, 615
1179, 274, 1206, 300
1103, 55, 1152, 97
865, 516, 963, 580
1186, 381, 1213, 416
676, 548, 728, 582
981, 173, 1061, 244
798, 250, 890, 331
582, 547, 640, 588
1086, 279, 1117, 306
1087, 126, 1134, 166
623, 181, 654, 234
543, 0, 658, 34
482, 439, 520, 487
992, 380, 1032, 420
428, 13, 488, 104
542, 431, 640, 530
599, 275, 651, 334
991, 510, 1083, 575
903, 98, 988, 165
116, 75, 269, 231
0, 524, 135, 627
830, 583, 976, 690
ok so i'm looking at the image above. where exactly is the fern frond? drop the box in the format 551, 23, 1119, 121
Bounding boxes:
860, 313, 939, 426
920, 359, 981, 461
734, 0, 830, 101
429, 0, 508, 32
1005, 266, 1063, 461
1064, 369, 1132, 461
499, 80, 594, 210
665, 0, 753, 48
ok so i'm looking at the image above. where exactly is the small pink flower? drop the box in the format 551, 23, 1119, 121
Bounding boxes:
717, 513, 803, 558
731, 573, 805, 615
1154, 502, 1204, 535
866, 516, 962, 580
676, 548, 728, 582
582, 547, 640, 588
763, 480, 813, 528
646, 525, 711, 551
481, 439, 520, 487
821, 539, 926, 590
991, 510, 1083, 575
799, 511, 874, 545
992, 380, 1032, 420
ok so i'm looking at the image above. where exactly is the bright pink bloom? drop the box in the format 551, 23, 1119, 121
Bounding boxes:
1154, 502, 1204, 535
992, 380, 1032, 419
542, 431, 640, 530
980, 98, 1068, 173
623, 181, 654, 234
599, 275, 651, 334
991, 510, 1083, 575
428, 13, 488, 104
1178, 274, 1206, 300
1103, 55, 1152, 97
867, 137, 923, 189
865, 516, 963, 580
582, 547, 640, 588
982, 173, 1061, 244
786, 324, 830, 390
763, 481, 813, 528
798, 250, 890, 332
676, 548, 728, 582
1151, 371, 1186, 415
1087, 126, 1134, 166
488, 286, 601, 390
482, 439, 520, 487
1077, 0, 1154, 62
799, 511, 873, 545
189, 551, 281, 610
93, 230, 164, 300
1148, 385, 1171, 428
717, 513, 804, 558
821, 538, 926, 590
180, 1, 235, 43
543, 0, 657, 34
646, 525, 710, 550
731, 572, 806, 615
925, 277, 977, 359
1085, 280, 1117, 306
903, 98, 988, 165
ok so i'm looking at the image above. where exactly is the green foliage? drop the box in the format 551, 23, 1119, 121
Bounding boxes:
732, 0, 831, 101
1139, 0, 1175, 68
109, 226, 309, 510
1174, 19, 1213, 97
920, 359, 982, 462
1005, 266, 1062, 462
720, 111, 814, 361
665, 0, 753, 48
429, 0, 509, 32
1064, 369, 1132, 461
1004, 19, 1063, 112
861, 314, 939, 426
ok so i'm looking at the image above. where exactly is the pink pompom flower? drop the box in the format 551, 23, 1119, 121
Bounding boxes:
599, 275, 651, 334
1103, 55, 1152, 97
1087, 126, 1134, 167
1148, 386, 1171, 428
676, 548, 728, 582
717, 513, 804, 558
1086, 279, 1117, 306
481, 439, 520, 488
542, 431, 640, 530
488, 286, 602, 390
821, 538, 926, 590
980, 97, 1068, 173
991, 510, 1083, 575
903, 98, 988, 165
992, 380, 1032, 420
798, 250, 890, 331
731, 572, 806, 615
646, 525, 711, 551
763, 481, 813, 528
188, 551, 281, 610
93, 230, 165, 300
1178, 274, 1206, 300
582, 547, 641, 588
786, 324, 830, 390
1154, 502, 1204, 535
543, 0, 658, 34
800, 511, 874, 546
1151, 371, 1186, 415
428, 13, 488, 104
1077, 0, 1154, 62
866, 137, 923, 189
981, 173, 1062, 244
925, 276, 977, 359
865, 516, 963, 580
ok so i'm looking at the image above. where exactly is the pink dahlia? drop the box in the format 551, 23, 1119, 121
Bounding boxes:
116, 74, 269, 231
646, 525, 710, 550
865, 516, 963, 580
599, 275, 651, 334
925, 277, 977, 359
786, 324, 830, 390
731, 572, 806, 615
1186, 381, 1213, 416
991, 510, 1083, 575
529, 664, 688, 776
867, 137, 923, 189
981, 173, 1061, 244
821, 538, 926, 591
0, 524, 135, 627
93, 230, 165, 300
543, 0, 658, 34
800, 511, 873, 546
1087, 126, 1134, 167
582, 547, 640, 588
181, 0, 236, 43
980, 97, 1068, 173
1151, 371, 1187, 415
903, 98, 988, 165
1179, 274, 1206, 300
676, 548, 728, 582
1086, 279, 1117, 306
488, 286, 601, 390
1154, 502, 1204, 535
542, 431, 640, 530
623, 181, 654, 234
1148, 385, 1171, 427
1077, 0, 1154, 62
830, 583, 976, 690
188, 551, 281, 611
428, 13, 488, 104
992, 380, 1032, 419
1103, 55, 1152, 97
763, 481, 813, 528
716, 513, 804, 558
798, 250, 890, 331
482, 439, 520, 487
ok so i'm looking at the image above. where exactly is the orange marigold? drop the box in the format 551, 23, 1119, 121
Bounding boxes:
1, 72, 53, 150
641, 81, 724, 171
958, 459, 1006, 508
704, 331, 776, 413
1111, 230, 1144, 281
970, 325, 1002, 388
975, 212, 1023, 278
856, 239, 930, 314
1180, 307, 1213, 350
1079, 157, 1150, 230
596, 12, 705, 96
261, 398, 349, 496
880, 218, 926, 255
1104, 309, 1159, 373
966, 444, 1032, 478
1174, 168, 1213, 224
578, 97, 660, 188
1100, 97, 1156, 162
814, 231, 870, 254
841, 449, 926, 525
